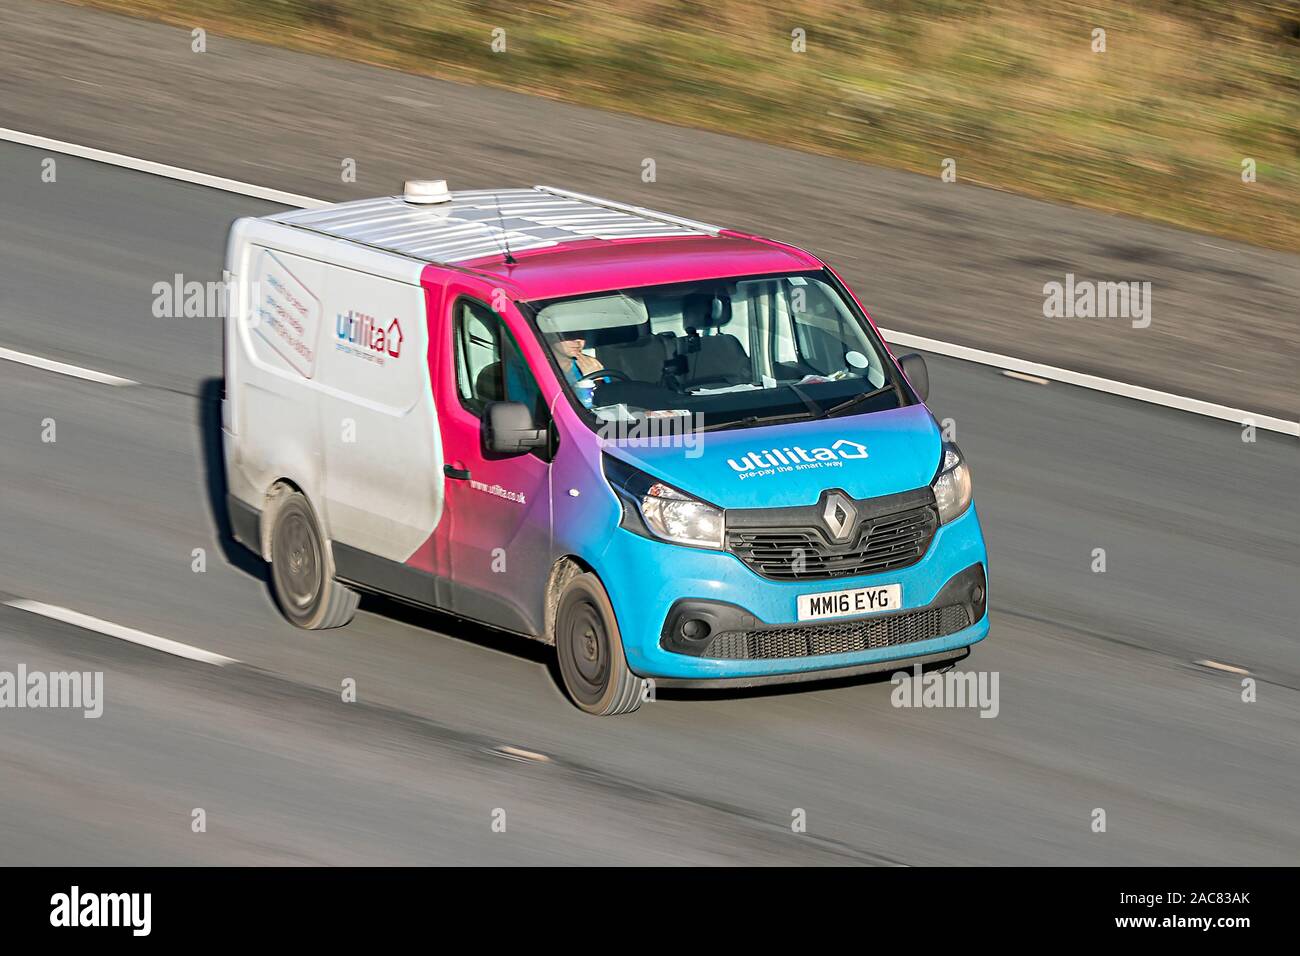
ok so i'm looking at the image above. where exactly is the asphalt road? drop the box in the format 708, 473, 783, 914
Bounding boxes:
0, 142, 1297, 865
2, 0, 1297, 419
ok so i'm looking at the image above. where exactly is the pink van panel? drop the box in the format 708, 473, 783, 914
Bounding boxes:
458, 233, 823, 302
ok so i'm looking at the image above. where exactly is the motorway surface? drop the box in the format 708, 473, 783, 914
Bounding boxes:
0, 141, 1297, 864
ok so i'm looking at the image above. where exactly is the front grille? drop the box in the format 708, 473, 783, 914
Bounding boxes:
703, 604, 969, 660
727, 505, 937, 581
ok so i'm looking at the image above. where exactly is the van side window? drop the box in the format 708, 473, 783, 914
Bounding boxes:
453, 298, 545, 421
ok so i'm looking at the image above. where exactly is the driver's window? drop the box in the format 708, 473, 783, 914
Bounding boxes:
501, 327, 546, 423
454, 298, 544, 421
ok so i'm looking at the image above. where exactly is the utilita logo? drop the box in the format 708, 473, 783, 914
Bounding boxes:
727, 438, 868, 479
336, 310, 403, 358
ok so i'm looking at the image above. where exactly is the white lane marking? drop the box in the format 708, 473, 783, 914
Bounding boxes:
0, 127, 327, 209
1195, 659, 1250, 676
1001, 369, 1050, 385
5, 599, 238, 667
487, 746, 551, 763
883, 329, 1299, 437
3, 127, 1297, 437
0, 345, 138, 386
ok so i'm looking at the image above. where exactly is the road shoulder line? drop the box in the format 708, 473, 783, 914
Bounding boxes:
5, 599, 238, 667
0, 126, 327, 208
0, 345, 138, 386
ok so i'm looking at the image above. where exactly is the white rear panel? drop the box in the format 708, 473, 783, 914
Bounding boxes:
224, 219, 443, 562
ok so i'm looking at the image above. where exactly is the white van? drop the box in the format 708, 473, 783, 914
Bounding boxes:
223, 182, 988, 715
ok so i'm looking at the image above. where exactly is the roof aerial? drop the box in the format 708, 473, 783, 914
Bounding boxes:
268, 185, 723, 266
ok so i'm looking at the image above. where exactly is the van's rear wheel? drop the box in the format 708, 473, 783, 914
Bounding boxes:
555, 573, 643, 716
269, 491, 358, 630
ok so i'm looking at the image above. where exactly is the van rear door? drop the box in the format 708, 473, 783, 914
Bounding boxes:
312, 262, 442, 575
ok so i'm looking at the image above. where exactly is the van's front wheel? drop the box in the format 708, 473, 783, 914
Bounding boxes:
555, 573, 643, 716
268, 490, 359, 630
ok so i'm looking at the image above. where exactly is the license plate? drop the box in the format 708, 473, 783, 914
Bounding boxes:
797, 583, 902, 622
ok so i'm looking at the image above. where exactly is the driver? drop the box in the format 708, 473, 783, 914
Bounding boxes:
549, 333, 604, 406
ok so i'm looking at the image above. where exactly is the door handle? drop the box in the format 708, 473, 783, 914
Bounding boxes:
444, 464, 472, 481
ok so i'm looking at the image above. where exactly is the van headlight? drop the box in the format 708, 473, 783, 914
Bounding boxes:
602, 455, 725, 549
931, 442, 973, 524
641, 482, 726, 548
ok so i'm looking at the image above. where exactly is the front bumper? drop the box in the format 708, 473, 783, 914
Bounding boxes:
595, 503, 990, 681
649, 648, 971, 689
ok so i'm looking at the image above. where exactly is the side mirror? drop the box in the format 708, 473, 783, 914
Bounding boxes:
484, 401, 547, 455
897, 353, 929, 402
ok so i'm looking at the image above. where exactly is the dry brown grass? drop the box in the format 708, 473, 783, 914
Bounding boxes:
68, 0, 1300, 249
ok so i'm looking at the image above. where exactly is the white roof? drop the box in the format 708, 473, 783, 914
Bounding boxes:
268, 186, 722, 265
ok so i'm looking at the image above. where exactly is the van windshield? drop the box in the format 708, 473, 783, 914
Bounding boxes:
525, 271, 909, 432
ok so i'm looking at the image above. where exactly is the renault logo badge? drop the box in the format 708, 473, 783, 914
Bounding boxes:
821, 491, 856, 542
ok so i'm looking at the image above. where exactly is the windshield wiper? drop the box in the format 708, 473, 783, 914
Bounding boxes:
785, 381, 822, 417
814, 383, 896, 419
699, 410, 816, 432
697, 380, 900, 432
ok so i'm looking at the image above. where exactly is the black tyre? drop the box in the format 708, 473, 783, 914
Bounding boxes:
554, 573, 643, 716
268, 490, 359, 630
